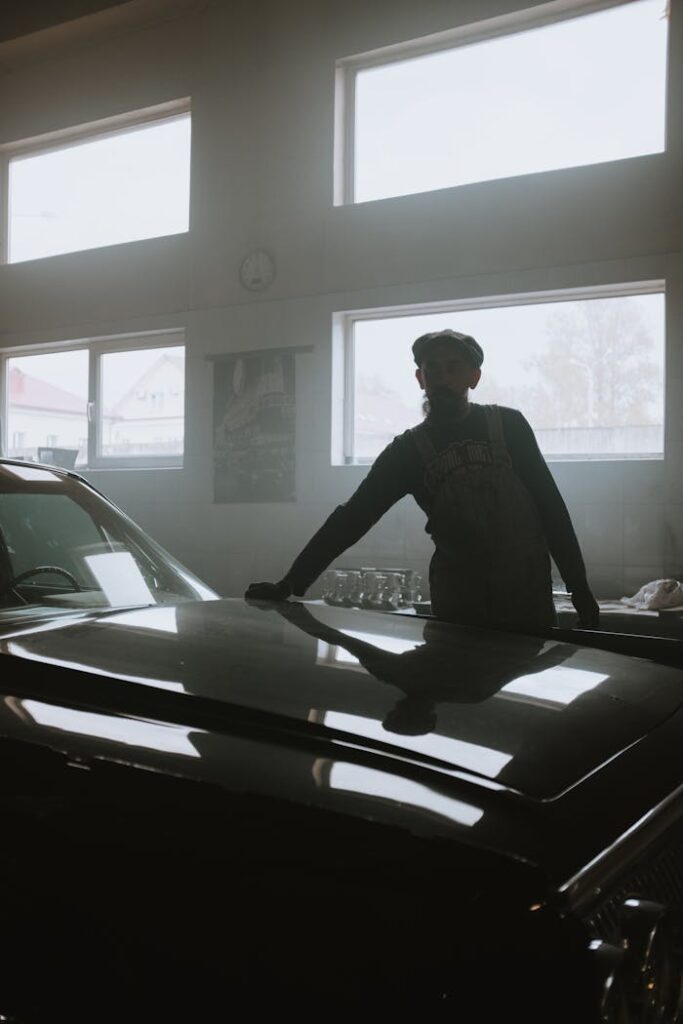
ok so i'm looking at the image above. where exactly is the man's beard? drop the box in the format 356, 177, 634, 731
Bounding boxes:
423, 388, 470, 422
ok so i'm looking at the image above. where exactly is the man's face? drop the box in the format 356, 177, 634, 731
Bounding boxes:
415, 341, 481, 398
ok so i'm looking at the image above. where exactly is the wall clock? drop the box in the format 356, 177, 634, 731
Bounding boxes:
239, 249, 276, 291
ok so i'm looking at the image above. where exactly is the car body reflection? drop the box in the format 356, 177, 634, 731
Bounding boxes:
318, 759, 484, 827
17, 699, 201, 756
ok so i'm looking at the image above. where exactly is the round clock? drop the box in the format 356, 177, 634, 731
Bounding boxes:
239, 249, 276, 291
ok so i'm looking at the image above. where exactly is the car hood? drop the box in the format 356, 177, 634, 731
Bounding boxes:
1, 598, 682, 800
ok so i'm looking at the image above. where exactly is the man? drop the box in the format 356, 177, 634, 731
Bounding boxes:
246, 329, 599, 630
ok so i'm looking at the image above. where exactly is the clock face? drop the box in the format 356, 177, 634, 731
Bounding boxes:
239, 249, 275, 291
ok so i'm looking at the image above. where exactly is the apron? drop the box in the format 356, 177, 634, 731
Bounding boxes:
411, 405, 556, 630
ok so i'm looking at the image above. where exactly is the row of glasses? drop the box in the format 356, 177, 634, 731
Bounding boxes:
321, 567, 423, 611
370, 568, 424, 609
321, 570, 364, 608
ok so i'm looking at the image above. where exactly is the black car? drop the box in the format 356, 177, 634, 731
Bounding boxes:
1, 458, 682, 1022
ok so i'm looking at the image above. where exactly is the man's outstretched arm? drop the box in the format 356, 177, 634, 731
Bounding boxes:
245, 436, 412, 601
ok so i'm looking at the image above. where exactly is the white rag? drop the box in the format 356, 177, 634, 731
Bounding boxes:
621, 578, 683, 611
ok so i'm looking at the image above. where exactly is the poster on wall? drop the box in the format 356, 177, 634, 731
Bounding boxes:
213, 349, 296, 503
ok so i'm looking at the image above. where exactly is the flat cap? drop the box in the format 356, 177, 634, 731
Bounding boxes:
412, 329, 484, 368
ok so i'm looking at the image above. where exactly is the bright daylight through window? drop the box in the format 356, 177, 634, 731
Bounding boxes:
4, 338, 185, 468
346, 288, 664, 462
6, 109, 191, 262
348, 0, 668, 203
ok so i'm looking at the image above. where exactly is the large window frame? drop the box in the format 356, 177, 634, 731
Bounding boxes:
0, 98, 191, 264
334, 281, 666, 466
0, 330, 186, 470
334, 0, 668, 205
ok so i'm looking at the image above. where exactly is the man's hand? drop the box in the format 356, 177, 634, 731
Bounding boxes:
571, 587, 600, 628
244, 579, 293, 602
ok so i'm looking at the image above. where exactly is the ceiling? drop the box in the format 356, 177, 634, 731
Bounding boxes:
0, 1, 131, 44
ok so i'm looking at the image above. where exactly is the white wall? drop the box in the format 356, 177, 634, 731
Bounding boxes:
1, 0, 682, 599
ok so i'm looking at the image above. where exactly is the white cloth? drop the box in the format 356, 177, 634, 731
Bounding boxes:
621, 578, 683, 611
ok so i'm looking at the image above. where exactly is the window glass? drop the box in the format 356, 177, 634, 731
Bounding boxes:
9, 113, 191, 262
6, 350, 88, 466
0, 493, 102, 580
353, 0, 668, 203
350, 292, 665, 461
99, 346, 185, 458
0, 467, 211, 616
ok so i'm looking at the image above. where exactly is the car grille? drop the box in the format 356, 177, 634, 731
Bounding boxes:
584, 835, 683, 943
580, 832, 683, 1022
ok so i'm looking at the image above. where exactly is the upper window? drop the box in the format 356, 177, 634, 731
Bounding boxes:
2, 332, 185, 469
3, 101, 191, 263
337, 0, 668, 204
337, 284, 665, 463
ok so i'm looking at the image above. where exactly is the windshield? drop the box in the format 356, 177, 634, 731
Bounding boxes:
0, 462, 216, 620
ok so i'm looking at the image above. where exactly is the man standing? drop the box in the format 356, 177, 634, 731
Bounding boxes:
246, 329, 599, 630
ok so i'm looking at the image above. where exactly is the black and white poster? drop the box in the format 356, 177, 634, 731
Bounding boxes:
213, 349, 296, 502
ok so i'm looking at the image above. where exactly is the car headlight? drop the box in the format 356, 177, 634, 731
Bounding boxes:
589, 939, 629, 1023
620, 898, 683, 1022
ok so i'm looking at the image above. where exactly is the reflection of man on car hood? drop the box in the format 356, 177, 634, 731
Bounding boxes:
253, 600, 576, 737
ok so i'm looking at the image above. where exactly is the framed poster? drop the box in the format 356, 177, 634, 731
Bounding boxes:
213, 349, 296, 502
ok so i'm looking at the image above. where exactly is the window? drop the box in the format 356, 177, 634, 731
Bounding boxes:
336, 0, 668, 204
2, 332, 185, 468
2, 100, 191, 263
336, 284, 665, 463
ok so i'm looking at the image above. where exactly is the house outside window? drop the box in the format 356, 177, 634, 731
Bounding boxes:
1, 332, 185, 468
336, 284, 665, 464
99, 347, 184, 459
